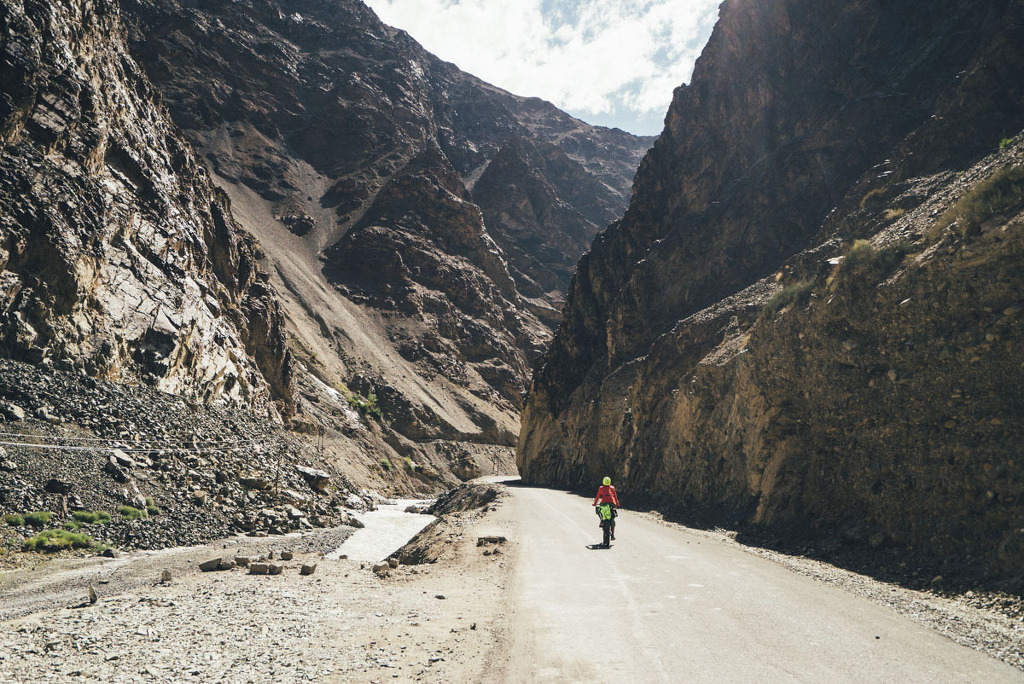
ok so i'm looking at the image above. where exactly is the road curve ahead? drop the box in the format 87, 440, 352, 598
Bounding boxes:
487, 485, 1023, 684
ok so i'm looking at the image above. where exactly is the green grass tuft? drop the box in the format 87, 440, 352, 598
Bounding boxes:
24, 511, 52, 528
23, 529, 94, 553
935, 165, 1024, 236
146, 505, 160, 516
118, 505, 148, 520
764, 280, 815, 316
4, 514, 25, 526
73, 510, 112, 525
860, 188, 887, 210
843, 240, 908, 277
348, 391, 383, 420
380, 458, 392, 472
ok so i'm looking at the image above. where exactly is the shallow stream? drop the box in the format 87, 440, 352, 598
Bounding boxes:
326, 499, 434, 562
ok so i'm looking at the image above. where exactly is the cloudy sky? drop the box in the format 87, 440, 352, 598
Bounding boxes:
363, 0, 722, 136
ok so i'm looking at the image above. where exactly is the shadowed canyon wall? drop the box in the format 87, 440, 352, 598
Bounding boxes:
519, 0, 1024, 578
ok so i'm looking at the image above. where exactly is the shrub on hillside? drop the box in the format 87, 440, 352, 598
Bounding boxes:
763, 280, 815, 316
936, 165, 1024, 236
24, 511, 52, 528
119, 505, 148, 520
860, 188, 887, 210
843, 240, 908, 277
348, 391, 383, 419
23, 529, 94, 553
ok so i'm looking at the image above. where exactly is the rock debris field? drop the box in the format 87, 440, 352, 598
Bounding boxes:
0, 357, 370, 554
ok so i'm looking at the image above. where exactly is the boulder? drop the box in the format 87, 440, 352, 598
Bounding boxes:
44, 479, 73, 495
300, 563, 317, 576
268, 563, 284, 575
199, 558, 229, 572
110, 450, 135, 469
35, 407, 62, 424
295, 465, 331, 492
476, 536, 507, 546
239, 475, 270, 490
249, 563, 270, 575
281, 489, 309, 506
280, 551, 294, 561
104, 461, 129, 483
0, 403, 25, 420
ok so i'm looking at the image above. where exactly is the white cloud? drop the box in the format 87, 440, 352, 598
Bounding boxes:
363, 0, 720, 134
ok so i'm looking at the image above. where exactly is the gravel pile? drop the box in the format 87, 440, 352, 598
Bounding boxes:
0, 358, 373, 555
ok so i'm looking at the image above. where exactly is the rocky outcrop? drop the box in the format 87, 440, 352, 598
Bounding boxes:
473, 136, 616, 324
0, 0, 293, 415
119, 0, 651, 305
519, 0, 1024, 580
328, 145, 538, 406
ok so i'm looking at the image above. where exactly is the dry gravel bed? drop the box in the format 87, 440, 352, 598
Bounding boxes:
0, 498, 513, 683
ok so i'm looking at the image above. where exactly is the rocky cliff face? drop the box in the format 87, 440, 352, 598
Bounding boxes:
519, 0, 1024, 580
118, 0, 649, 309
116, 0, 651, 481
327, 145, 537, 408
0, 0, 293, 415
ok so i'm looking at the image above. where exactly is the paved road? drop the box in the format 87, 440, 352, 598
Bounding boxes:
488, 485, 1023, 683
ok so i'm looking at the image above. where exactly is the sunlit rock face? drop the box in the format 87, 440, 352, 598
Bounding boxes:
519, 0, 1024, 577
117, 0, 651, 417
0, 0, 293, 416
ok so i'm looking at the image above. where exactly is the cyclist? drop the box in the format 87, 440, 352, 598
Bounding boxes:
593, 476, 620, 540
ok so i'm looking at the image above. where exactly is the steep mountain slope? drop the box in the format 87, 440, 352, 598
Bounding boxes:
0, 0, 292, 416
117, 0, 652, 481
0, 0, 385, 543
519, 0, 1024, 580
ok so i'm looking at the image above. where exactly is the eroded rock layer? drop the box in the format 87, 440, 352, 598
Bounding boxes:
519, 0, 1024, 578
0, 0, 293, 415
